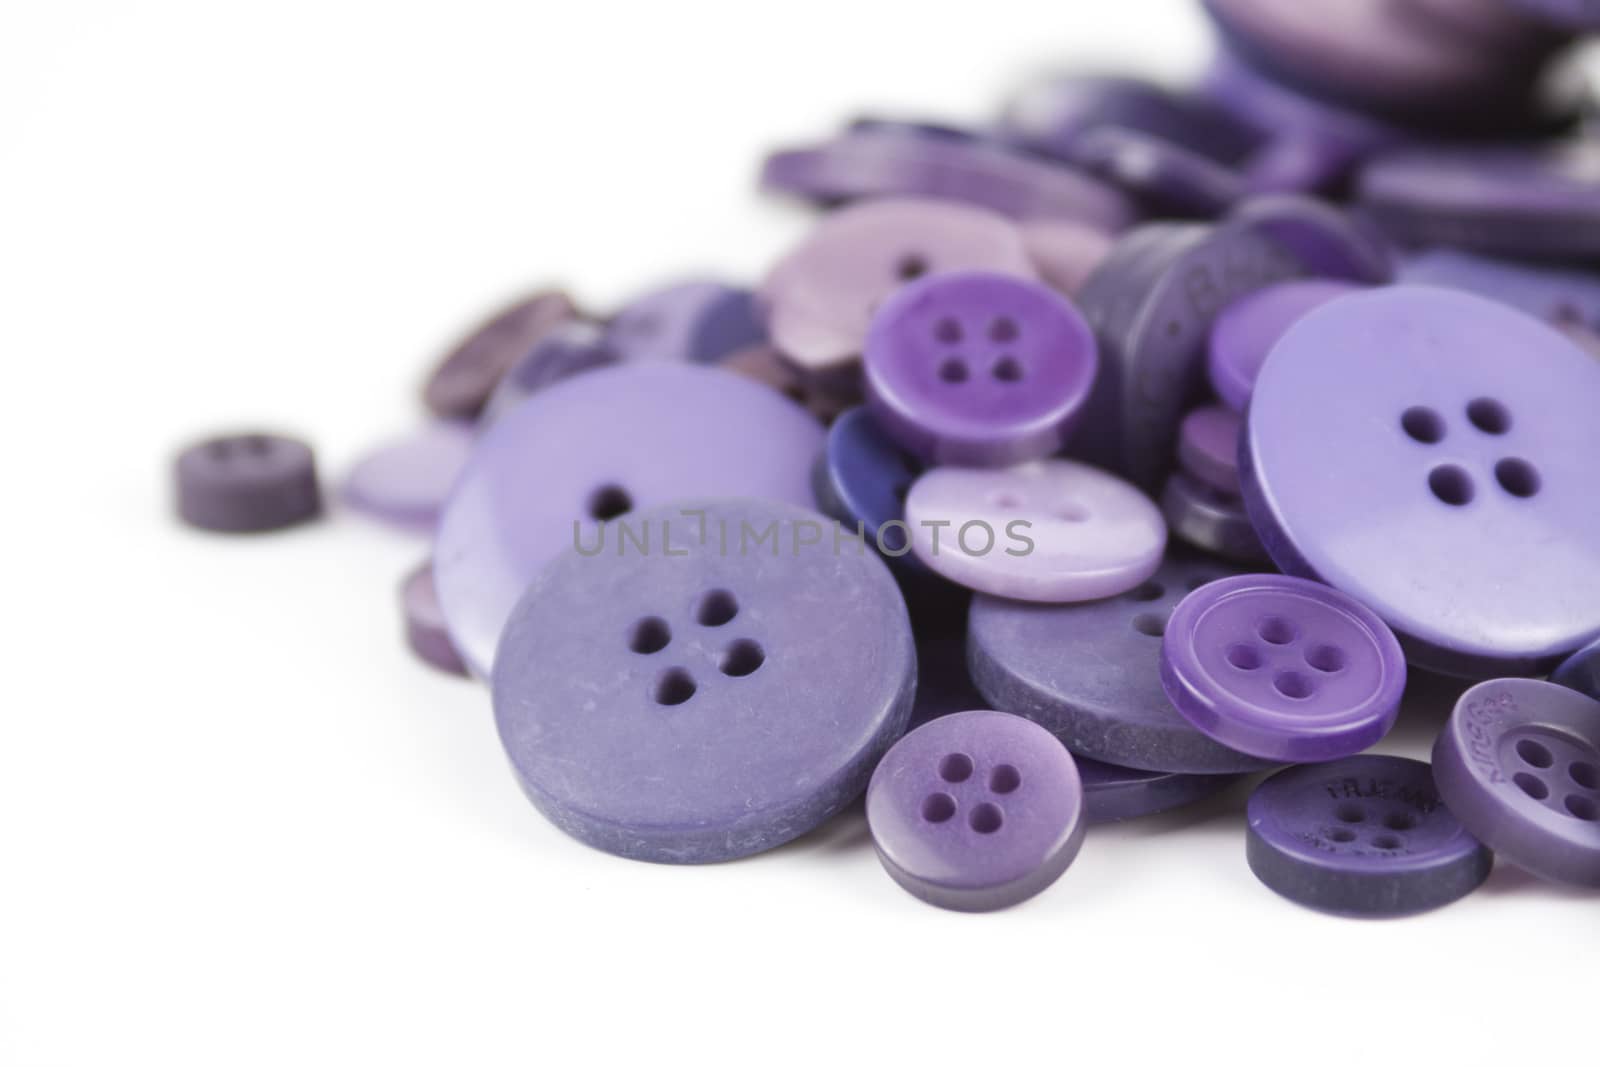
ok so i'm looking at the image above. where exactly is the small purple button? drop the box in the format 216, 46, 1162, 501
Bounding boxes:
1176, 405, 1242, 495
1247, 755, 1492, 916
422, 291, 579, 420
1207, 279, 1362, 413
1161, 574, 1406, 763
1160, 472, 1268, 564
864, 271, 1099, 467
175, 432, 322, 534
604, 280, 765, 365
1079, 759, 1241, 825
341, 421, 473, 532
866, 710, 1086, 912
1433, 678, 1600, 888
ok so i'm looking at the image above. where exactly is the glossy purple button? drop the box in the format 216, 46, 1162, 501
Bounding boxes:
434, 365, 824, 677
422, 291, 580, 420
604, 280, 764, 365
760, 197, 1038, 375
1160, 472, 1268, 564
1207, 279, 1362, 413
1551, 638, 1600, 701
1247, 755, 1492, 916
969, 551, 1271, 775
493, 499, 915, 864
866, 710, 1086, 911
401, 561, 468, 677
1067, 125, 1243, 218
1434, 678, 1600, 887
905, 459, 1166, 603
175, 432, 322, 534
341, 421, 473, 532
1176, 405, 1242, 495
1161, 574, 1407, 762
1399, 248, 1600, 359
1019, 219, 1115, 298
864, 271, 1099, 467
721, 343, 858, 425
1079, 759, 1240, 824
1242, 286, 1600, 677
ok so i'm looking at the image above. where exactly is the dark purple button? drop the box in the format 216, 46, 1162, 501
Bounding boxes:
864, 271, 1099, 466
1508, 0, 1600, 28
1079, 759, 1241, 825
968, 553, 1272, 774
421, 291, 579, 420
1176, 405, 1242, 495
480, 321, 619, 426
1225, 195, 1395, 284
1241, 286, 1600, 677
401, 562, 468, 678
1247, 755, 1493, 916
1207, 279, 1363, 413
341, 421, 473, 532
1067, 125, 1243, 218
721, 343, 859, 425
175, 432, 322, 534
493, 499, 915, 865
866, 710, 1085, 911
605, 281, 765, 365
1433, 678, 1600, 887
812, 407, 925, 559
1551, 639, 1600, 701
1161, 574, 1407, 762
1160, 472, 1268, 564
1019, 219, 1116, 298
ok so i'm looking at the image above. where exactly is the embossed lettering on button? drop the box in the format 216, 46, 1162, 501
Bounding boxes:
905, 459, 1165, 603
1433, 678, 1600, 888
864, 271, 1099, 467
493, 499, 915, 865
1241, 286, 1600, 677
1161, 574, 1406, 763
866, 710, 1085, 912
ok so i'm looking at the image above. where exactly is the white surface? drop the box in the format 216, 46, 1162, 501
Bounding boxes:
1, 2, 1594, 1064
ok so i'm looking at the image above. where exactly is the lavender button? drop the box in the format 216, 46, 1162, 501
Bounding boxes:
1207, 279, 1362, 413
341, 421, 473, 532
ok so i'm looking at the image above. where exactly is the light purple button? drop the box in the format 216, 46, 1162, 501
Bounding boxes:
1207, 279, 1362, 413
1399, 248, 1600, 360
1434, 678, 1600, 888
341, 421, 474, 532
433, 365, 824, 677
1242, 286, 1600, 677
760, 197, 1038, 375
866, 710, 1086, 912
422, 291, 580, 420
1067, 125, 1244, 217
864, 271, 1099, 467
1161, 574, 1407, 763
904, 459, 1166, 603
1019, 219, 1115, 297
1176, 405, 1242, 495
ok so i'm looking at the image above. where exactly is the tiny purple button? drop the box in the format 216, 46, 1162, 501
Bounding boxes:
865, 271, 1099, 467
1161, 574, 1406, 762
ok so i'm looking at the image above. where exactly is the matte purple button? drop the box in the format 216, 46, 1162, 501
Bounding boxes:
968, 552, 1272, 775
175, 432, 322, 534
341, 421, 473, 532
604, 280, 764, 365
434, 365, 824, 677
493, 499, 915, 864
905, 460, 1166, 603
1176, 405, 1242, 495
1161, 574, 1407, 762
1433, 678, 1600, 887
760, 197, 1038, 375
1207, 279, 1362, 413
866, 710, 1085, 912
401, 561, 468, 677
1247, 755, 1492, 916
864, 271, 1099, 467
1242, 286, 1600, 677
422, 291, 580, 420
1079, 759, 1240, 824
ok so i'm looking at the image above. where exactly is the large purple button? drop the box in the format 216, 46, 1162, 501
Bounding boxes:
1247, 755, 1492, 916
1161, 574, 1406, 762
760, 197, 1037, 375
866, 710, 1085, 912
968, 552, 1272, 774
341, 421, 473, 532
493, 499, 914, 864
864, 271, 1099, 467
1206, 279, 1362, 413
434, 365, 824, 677
1433, 678, 1600, 887
1242, 286, 1600, 677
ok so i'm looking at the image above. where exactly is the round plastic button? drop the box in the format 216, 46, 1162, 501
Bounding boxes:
1206, 279, 1362, 413
866, 710, 1085, 912
1246, 755, 1493, 917
1066, 125, 1243, 218
1079, 759, 1241, 824
1433, 678, 1600, 888
401, 561, 468, 678
1176, 405, 1242, 495
1551, 638, 1600, 701
1019, 219, 1116, 298
175, 432, 322, 534
422, 291, 579, 420
1160, 472, 1268, 564
604, 280, 765, 365
969, 551, 1271, 774
1398, 248, 1600, 360
760, 197, 1038, 375
812, 407, 926, 559
341, 421, 473, 532
493, 499, 915, 865
1161, 573, 1407, 762
434, 365, 824, 677
905, 459, 1165, 603
864, 271, 1099, 467
480, 320, 619, 427
1241, 286, 1600, 677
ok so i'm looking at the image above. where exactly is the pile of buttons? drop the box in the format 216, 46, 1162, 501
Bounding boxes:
173, 0, 1600, 915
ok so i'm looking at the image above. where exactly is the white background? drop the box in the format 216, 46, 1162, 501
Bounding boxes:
3, 2, 1595, 1064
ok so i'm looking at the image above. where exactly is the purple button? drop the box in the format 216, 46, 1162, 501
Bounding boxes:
1019, 219, 1115, 298
1161, 574, 1407, 762
433, 365, 824, 677
866, 710, 1085, 911
720, 343, 859, 425
1551, 638, 1600, 701
969, 551, 1271, 774
341, 421, 473, 532
1079, 759, 1241, 824
1067, 125, 1244, 218
760, 197, 1038, 375
401, 561, 468, 678
1433, 678, 1600, 887
493, 499, 915, 864
175, 432, 322, 534
604, 280, 765, 365
864, 271, 1099, 467
1508, 0, 1600, 28
905, 460, 1166, 603
1160, 472, 1268, 565
1207, 279, 1363, 413
480, 321, 619, 427
1225, 195, 1394, 283
1176, 405, 1242, 495
1247, 755, 1492, 916
1399, 248, 1600, 359
422, 291, 580, 420
1241, 286, 1600, 677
